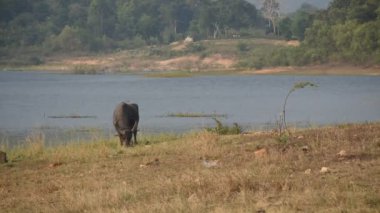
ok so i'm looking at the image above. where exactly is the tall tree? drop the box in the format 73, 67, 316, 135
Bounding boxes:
87, 0, 116, 37
261, 0, 280, 35
278, 17, 292, 39
291, 11, 313, 40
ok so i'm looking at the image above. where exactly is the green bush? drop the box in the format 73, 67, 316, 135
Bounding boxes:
28, 56, 44, 65
118, 36, 146, 50
186, 43, 206, 53
237, 42, 249, 52
236, 57, 264, 70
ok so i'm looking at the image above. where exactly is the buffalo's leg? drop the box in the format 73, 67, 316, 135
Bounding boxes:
126, 133, 132, 147
118, 135, 124, 146
133, 130, 138, 145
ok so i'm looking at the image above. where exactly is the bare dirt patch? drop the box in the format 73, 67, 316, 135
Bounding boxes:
64, 57, 115, 66
155, 54, 236, 71
157, 55, 199, 66
286, 40, 300, 47
202, 54, 235, 68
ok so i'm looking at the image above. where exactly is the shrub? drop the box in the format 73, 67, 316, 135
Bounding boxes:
73, 65, 99, 74
119, 36, 146, 50
28, 56, 44, 65
186, 43, 206, 53
237, 42, 250, 52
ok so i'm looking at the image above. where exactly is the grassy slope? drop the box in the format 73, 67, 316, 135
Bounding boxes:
1, 123, 380, 212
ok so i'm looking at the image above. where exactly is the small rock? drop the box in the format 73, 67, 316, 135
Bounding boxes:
301, 145, 309, 153
337, 150, 347, 157
48, 162, 63, 168
146, 158, 160, 166
254, 148, 268, 158
187, 193, 200, 203
0, 151, 7, 164
304, 169, 312, 175
184, 36, 194, 43
297, 135, 304, 140
202, 159, 219, 168
320, 167, 330, 174
141, 158, 160, 168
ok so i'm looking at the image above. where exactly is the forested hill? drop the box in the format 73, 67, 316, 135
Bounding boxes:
0, 0, 379, 67
0, 0, 263, 51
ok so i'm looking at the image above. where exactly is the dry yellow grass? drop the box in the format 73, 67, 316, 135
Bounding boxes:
1, 123, 380, 212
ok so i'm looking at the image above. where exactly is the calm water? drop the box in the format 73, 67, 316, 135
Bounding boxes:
1, 71, 380, 145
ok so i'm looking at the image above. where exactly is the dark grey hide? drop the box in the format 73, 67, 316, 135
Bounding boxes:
113, 102, 139, 147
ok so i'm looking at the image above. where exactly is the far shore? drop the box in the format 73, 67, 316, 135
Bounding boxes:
1, 38, 379, 77
2, 63, 380, 77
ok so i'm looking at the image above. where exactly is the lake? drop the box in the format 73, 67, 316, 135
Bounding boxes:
1, 71, 380, 145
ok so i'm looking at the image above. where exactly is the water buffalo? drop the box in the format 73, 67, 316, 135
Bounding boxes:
113, 102, 139, 147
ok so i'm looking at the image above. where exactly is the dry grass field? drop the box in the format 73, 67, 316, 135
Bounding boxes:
1, 123, 380, 212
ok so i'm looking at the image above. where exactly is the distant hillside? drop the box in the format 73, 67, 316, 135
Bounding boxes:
1, 0, 378, 69
246, 0, 332, 13
0, 0, 262, 53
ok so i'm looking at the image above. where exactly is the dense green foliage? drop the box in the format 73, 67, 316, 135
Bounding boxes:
1, 0, 379, 67
303, 0, 380, 64
0, 0, 262, 52
278, 3, 318, 40
242, 0, 380, 68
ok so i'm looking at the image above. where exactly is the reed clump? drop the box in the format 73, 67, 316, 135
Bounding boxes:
206, 118, 242, 135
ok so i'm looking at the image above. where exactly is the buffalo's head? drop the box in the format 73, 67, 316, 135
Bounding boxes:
120, 129, 133, 146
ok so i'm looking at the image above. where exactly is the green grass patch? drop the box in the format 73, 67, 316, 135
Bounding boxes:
48, 114, 97, 119
165, 112, 227, 118
143, 71, 194, 78
72, 64, 100, 74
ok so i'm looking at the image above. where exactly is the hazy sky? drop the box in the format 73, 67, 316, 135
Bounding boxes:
246, 0, 332, 13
